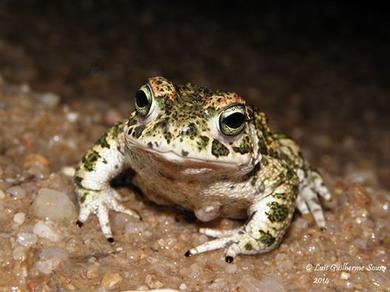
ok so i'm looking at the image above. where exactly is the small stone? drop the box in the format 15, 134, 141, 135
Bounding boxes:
0, 189, 5, 199
101, 272, 123, 289
179, 283, 188, 290
7, 186, 26, 200
66, 112, 79, 122
86, 264, 99, 279
61, 166, 75, 177
33, 221, 62, 242
32, 188, 75, 222
13, 212, 26, 225
35, 247, 69, 274
125, 221, 145, 234
17, 232, 38, 247
340, 272, 350, 280
13, 246, 27, 261
36, 258, 61, 274
37, 92, 60, 107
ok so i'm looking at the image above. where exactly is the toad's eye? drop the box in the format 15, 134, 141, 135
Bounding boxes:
135, 84, 153, 117
219, 105, 247, 136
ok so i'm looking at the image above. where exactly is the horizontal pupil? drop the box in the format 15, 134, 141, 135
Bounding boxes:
135, 90, 149, 108
224, 112, 245, 129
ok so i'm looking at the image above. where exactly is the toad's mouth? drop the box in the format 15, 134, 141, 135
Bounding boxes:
127, 141, 252, 170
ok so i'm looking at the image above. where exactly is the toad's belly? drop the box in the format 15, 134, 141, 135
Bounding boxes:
132, 172, 255, 220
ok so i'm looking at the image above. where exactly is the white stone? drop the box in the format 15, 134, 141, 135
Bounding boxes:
7, 186, 26, 199
61, 166, 75, 177
36, 258, 62, 274
35, 247, 69, 275
66, 112, 79, 122
179, 283, 188, 290
33, 221, 62, 242
32, 188, 75, 222
0, 189, 5, 199
37, 92, 60, 107
341, 272, 350, 280
17, 232, 38, 247
13, 212, 26, 225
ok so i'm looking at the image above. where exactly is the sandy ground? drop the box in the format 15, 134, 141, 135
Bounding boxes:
0, 2, 389, 291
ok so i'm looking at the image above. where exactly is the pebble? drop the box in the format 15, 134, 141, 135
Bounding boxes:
13, 212, 26, 225
17, 232, 38, 247
33, 221, 62, 242
0, 189, 5, 199
32, 188, 75, 222
7, 186, 26, 199
125, 222, 146, 234
340, 272, 350, 280
179, 283, 188, 291
35, 247, 69, 274
101, 272, 123, 289
37, 92, 60, 107
61, 166, 75, 177
13, 246, 27, 261
66, 112, 79, 122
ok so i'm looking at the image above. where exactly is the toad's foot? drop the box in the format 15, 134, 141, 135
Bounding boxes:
185, 227, 276, 263
77, 188, 141, 242
296, 169, 331, 228
185, 227, 244, 263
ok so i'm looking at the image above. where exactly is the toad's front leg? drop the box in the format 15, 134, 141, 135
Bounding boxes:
74, 121, 140, 242
185, 163, 298, 262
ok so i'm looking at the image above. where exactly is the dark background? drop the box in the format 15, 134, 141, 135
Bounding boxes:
0, 1, 389, 118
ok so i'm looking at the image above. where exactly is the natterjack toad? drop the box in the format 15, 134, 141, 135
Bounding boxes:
74, 77, 331, 262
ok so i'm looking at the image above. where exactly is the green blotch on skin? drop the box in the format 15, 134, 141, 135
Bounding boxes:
292, 184, 299, 194
74, 176, 83, 188
165, 132, 172, 144
266, 201, 289, 222
96, 133, 110, 148
197, 135, 209, 150
127, 116, 137, 127
259, 230, 276, 246
273, 192, 286, 199
233, 135, 253, 154
80, 192, 88, 203
182, 122, 198, 138
211, 139, 229, 157
82, 150, 101, 171
244, 243, 253, 251
286, 167, 296, 180
153, 117, 172, 143
258, 138, 268, 155
111, 123, 124, 139
132, 125, 146, 138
